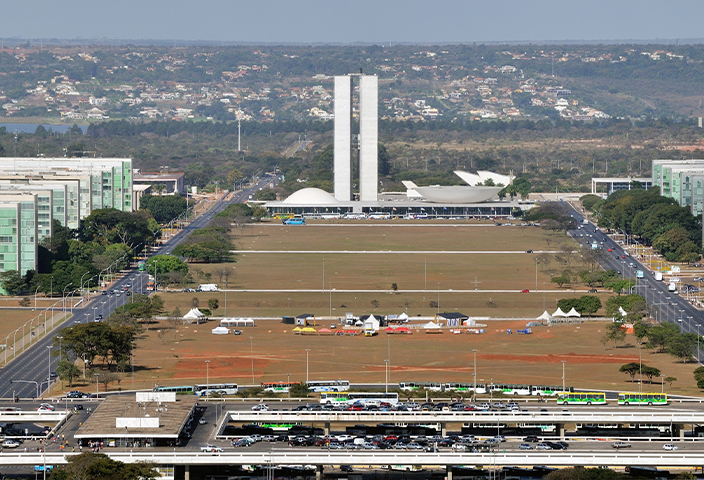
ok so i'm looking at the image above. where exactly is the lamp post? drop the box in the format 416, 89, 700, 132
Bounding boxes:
47, 346, 53, 395
535, 257, 538, 290
305, 349, 310, 383
33, 284, 41, 310
205, 360, 210, 390
661, 375, 666, 394
384, 359, 389, 394
286, 373, 290, 399
489, 378, 493, 404
94, 373, 100, 396
638, 341, 642, 393
697, 323, 702, 365
250, 337, 254, 384
62, 282, 73, 314
561, 360, 566, 392
329, 282, 332, 318
79, 271, 90, 297
437, 282, 440, 313
56, 336, 63, 362
472, 349, 478, 401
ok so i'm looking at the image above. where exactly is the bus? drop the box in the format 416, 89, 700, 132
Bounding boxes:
618, 392, 668, 406
557, 392, 607, 405
138, 260, 146, 271
445, 382, 487, 394
399, 382, 443, 392
153, 385, 194, 394
493, 384, 532, 395
319, 392, 400, 405
262, 381, 300, 393
194, 383, 239, 396
531, 385, 571, 396
306, 380, 350, 392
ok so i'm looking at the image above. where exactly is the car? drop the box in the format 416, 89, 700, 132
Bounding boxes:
340, 465, 354, 473
200, 445, 223, 453
519, 443, 533, 450
66, 390, 85, 398
523, 435, 539, 443
37, 403, 55, 411
607, 248, 612, 252
73, 405, 84, 412
233, 329, 242, 335
126, 291, 131, 296
663, 444, 679, 451
198, 418, 207, 425
101, 290, 107, 296
494, 435, 507, 443
536, 443, 552, 450
588, 288, 597, 293
2, 439, 20, 448
521, 289, 530, 293
611, 441, 631, 449
251, 404, 269, 411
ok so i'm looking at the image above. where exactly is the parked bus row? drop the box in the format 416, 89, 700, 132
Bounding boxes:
153, 380, 351, 396
400, 382, 572, 396
557, 392, 667, 406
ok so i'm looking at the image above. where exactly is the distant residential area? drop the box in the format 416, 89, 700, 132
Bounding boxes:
0, 44, 701, 123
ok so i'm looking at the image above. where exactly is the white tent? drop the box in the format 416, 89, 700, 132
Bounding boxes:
211, 326, 230, 335
537, 311, 552, 321
552, 307, 567, 317
566, 308, 581, 317
364, 315, 380, 332
398, 312, 409, 322
423, 321, 441, 329
184, 308, 205, 320
220, 318, 255, 327
618, 306, 628, 317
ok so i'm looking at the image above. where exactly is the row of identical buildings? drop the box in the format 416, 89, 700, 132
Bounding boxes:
0, 158, 133, 276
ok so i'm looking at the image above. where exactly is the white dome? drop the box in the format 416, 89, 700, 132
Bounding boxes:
283, 188, 339, 205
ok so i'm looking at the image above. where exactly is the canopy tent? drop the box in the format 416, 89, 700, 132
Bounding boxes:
364, 315, 380, 332
318, 327, 333, 335
537, 311, 552, 321
220, 317, 255, 327
384, 327, 396, 332
292, 326, 302, 334
552, 307, 567, 317
423, 321, 441, 329
566, 308, 581, 317
354, 319, 364, 327
618, 306, 628, 317
184, 308, 206, 320
394, 326, 412, 334
211, 326, 229, 335
397, 312, 409, 322
300, 327, 318, 335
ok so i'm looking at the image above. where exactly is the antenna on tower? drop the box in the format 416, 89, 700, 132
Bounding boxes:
238, 117, 241, 152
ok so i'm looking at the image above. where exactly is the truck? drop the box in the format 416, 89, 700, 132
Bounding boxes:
654, 272, 663, 281
668, 282, 677, 293
636, 270, 644, 278
197, 284, 218, 292
582, 219, 589, 225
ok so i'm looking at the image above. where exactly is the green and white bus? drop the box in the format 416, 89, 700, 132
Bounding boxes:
319, 391, 400, 405
618, 392, 668, 406
532, 385, 571, 396
557, 392, 607, 405
399, 382, 443, 392
445, 382, 487, 394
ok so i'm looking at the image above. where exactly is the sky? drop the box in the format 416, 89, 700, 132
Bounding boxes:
2, 0, 703, 45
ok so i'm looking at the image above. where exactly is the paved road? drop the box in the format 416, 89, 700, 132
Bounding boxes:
0, 176, 277, 400
566, 208, 704, 362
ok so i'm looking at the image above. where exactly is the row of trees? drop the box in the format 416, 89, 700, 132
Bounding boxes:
584, 189, 702, 263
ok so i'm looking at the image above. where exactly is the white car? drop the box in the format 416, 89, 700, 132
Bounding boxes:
200, 445, 223, 453
37, 404, 56, 412
663, 444, 679, 451
2, 439, 20, 448
251, 404, 269, 411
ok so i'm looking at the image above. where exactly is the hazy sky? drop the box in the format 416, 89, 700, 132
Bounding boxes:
3, 0, 702, 44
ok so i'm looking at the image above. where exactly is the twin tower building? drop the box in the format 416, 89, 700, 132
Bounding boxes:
333, 74, 378, 202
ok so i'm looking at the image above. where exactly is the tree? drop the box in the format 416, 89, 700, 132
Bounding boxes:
139, 194, 187, 224
51, 452, 158, 480
0, 270, 25, 295
605, 322, 626, 347
18, 296, 31, 307
56, 360, 81, 386
551, 275, 570, 288
619, 362, 641, 383
577, 295, 601, 316
192, 297, 200, 308
646, 322, 680, 352
100, 371, 120, 391
391, 283, 398, 292
641, 365, 661, 384
633, 321, 651, 344
289, 382, 310, 397
208, 298, 219, 312
667, 333, 698, 363
665, 376, 677, 388
371, 299, 380, 308
378, 143, 391, 176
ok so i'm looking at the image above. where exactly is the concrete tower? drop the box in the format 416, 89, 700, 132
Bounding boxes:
333, 74, 378, 202
333, 76, 352, 201
358, 75, 378, 202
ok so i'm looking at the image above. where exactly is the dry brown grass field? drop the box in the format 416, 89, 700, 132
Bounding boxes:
99, 220, 702, 397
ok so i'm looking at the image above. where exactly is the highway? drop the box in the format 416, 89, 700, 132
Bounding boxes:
0, 176, 277, 400
566, 208, 704, 362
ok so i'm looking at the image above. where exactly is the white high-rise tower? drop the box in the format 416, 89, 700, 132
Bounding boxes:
333, 74, 378, 202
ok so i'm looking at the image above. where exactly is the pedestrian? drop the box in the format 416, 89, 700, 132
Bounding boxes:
72, 447, 75, 452
60, 445, 64, 452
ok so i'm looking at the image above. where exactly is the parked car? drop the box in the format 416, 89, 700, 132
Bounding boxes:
663, 444, 679, 451
536, 443, 552, 450
519, 443, 533, 450
523, 435, 539, 443
611, 441, 631, 449
2, 439, 20, 448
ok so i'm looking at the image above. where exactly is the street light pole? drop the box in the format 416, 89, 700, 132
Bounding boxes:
305, 349, 310, 383
384, 359, 389, 394
47, 346, 53, 395
697, 323, 702, 365
56, 336, 63, 362
250, 337, 254, 384
561, 360, 566, 392
472, 349, 478, 401
94, 373, 100, 396
205, 360, 210, 392
287, 373, 290, 398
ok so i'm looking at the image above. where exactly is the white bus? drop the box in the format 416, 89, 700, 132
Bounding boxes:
445, 382, 487, 394
319, 392, 400, 405
307, 380, 350, 392
399, 381, 443, 392
193, 383, 238, 396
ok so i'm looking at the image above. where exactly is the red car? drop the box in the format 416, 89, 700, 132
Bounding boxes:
521, 289, 530, 293
608, 248, 612, 252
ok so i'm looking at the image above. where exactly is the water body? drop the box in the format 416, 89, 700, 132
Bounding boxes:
0, 123, 87, 134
